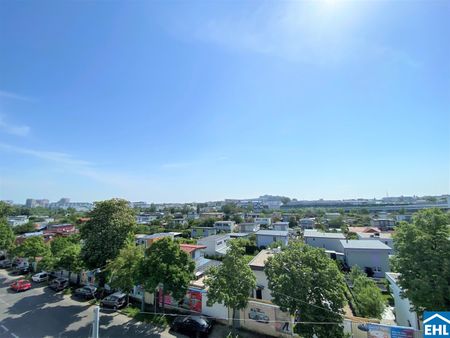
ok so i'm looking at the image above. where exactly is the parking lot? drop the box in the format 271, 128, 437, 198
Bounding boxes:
0, 268, 191, 338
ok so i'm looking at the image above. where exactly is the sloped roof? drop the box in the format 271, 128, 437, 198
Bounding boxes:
180, 244, 207, 254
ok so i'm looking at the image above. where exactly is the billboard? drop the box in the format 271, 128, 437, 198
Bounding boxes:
367, 323, 415, 338
159, 288, 204, 313
243, 300, 292, 335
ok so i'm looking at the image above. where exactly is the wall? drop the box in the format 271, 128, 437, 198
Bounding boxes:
257, 235, 288, 248
305, 236, 344, 252
345, 249, 390, 278
386, 275, 420, 330
252, 269, 272, 301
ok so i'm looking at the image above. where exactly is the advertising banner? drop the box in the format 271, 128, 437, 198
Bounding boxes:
368, 323, 415, 338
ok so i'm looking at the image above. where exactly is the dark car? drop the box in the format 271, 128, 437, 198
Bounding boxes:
74, 285, 98, 300
100, 292, 127, 310
0, 259, 12, 268
171, 315, 213, 338
16, 265, 31, 275
49, 277, 69, 291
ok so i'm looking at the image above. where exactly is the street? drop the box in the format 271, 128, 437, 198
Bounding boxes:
0, 269, 186, 338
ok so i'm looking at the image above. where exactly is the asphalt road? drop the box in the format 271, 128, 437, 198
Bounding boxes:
0, 269, 185, 338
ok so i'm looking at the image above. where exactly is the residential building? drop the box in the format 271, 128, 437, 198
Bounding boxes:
371, 218, 396, 230
135, 232, 180, 248
248, 249, 275, 301
254, 217, 272, 226
200, 212, 224, 220
136, 213, 158, 224
7, 215, 29, 227
214, 221, 236, 232
229, 232, 252, 239
299, 218, 315, 229
386, 272, 420, 330
25, 199, 37, 208
303, 230, 345, 252
171, 218, 188, 226
197, 234, 230, 256
239, 222, 260, 233
339, 240, 392, 278
179, 244, 221, 278
348, 226, 381, 234
191, 227, 217, 238
272, 222, 289, 231
255, 230, 289, 248
356, 232, 395, 251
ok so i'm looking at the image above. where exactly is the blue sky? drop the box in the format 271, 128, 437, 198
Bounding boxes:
0, 0, 449, 203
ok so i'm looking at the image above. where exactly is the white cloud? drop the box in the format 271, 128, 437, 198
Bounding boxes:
0, 142, 153, 190
0, 90, 33, 102
0, 115, 30, 136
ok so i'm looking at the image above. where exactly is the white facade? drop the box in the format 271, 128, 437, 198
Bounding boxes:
214, 221, 236, 232
304, 230, 345, 252
299, 218, 315, 229
356, 232, 395, 251
255, 230, 289, 248
254, 218, 272, 226
340, 240, 391, 278
239, 223, 260, 233
386, 272, 420, 330
198, 234, 231, 256
7, 215, 29, 227
272, 222, 289, 231
248, 250, 274, 302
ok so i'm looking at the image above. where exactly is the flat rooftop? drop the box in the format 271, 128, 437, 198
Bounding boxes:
303, 230, 345, 239
340, 240, 391, 250
248, 250, 274, 270
256, 230, 288, 237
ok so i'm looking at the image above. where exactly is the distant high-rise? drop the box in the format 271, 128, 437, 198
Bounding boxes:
25, 198, 36, 208
57, 198, 70, 205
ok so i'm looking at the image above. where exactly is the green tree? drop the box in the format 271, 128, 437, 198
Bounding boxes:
106, 241, 144, 306
57, 243, 84, 282
205, 241, 256, 330
352, 275, 385, 318
392, 209, 450, 313
13, 221, 36, 234
15, 236, 50, 262
51, 236, 73, 256
80, 199, 136, 269
139, 237, 195, 312
0, 220, 15, 253
265, 242, 346, 338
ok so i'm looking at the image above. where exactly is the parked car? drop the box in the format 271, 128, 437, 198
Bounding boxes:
171, 315, 213, 337
16, 265, 31, 275
100, 292, 127, 310
32, 272, 49, 283
74, 285, 98, 300
10, 279, 32, 292
49, 277, 69, 291
0, 259, 12, 268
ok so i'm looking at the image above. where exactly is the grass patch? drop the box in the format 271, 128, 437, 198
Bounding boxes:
63, 287, 73, 296
121, 306, 171, 328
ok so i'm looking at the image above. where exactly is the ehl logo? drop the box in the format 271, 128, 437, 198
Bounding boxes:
423, 312, 450, 337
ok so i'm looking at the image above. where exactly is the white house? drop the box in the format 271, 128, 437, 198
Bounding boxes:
385, 272, 420, 330
239, 223, 260, 233
136, 213, 158, 224
303, 230, 345, 252
191, 227, 217, 238
254, 217, 272, 226
248, 249, 274, 301
7, 215, 29, 227
255, 230, 289, 248
299, 218, 315, 229
198, 234, 230, 256
214, 221, 236, 233
272, 222, 289, 231
340, 240, 392, 278
356, 232, 395, 251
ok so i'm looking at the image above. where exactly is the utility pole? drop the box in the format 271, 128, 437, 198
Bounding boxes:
92, 306, 100, 338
